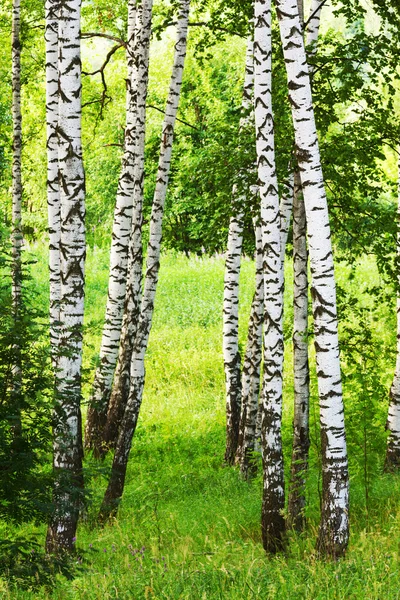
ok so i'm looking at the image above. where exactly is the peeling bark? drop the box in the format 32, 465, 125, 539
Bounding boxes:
385, 150, 400, 471
255, 0, 285, 554
100, 0, 191, 518
275, 0, 349, 558
102, 0, 153, 453
45, 0, 60, 367
287, 0, 321, 532
237, 220, 264, 477
287, 171, 310, 530
223, 37, 255, 465
11, 0, 23, 433
46, 0, 85, 553
85, 1, 138, 455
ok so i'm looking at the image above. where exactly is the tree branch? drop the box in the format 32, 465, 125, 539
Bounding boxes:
147, 104, 200, 130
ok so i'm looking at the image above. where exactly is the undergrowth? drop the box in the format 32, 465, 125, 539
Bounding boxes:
1, 248, 399, 599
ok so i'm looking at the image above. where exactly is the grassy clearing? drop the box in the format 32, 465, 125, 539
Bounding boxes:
2, 249, 400, 599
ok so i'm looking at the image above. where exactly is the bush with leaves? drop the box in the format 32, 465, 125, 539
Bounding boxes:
0, 225, 52, 524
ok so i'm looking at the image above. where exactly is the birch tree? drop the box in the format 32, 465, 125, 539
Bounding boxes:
11, 0, 22, 427
287, 171, 310, 530
236, 220, 264, 477
223, 36, 254, 465
100, 0, 191, 518
85, 1, 138, 455
275, 0, 349, 557
101, 0, 153, 452
385, 151, 400, 471
254, 0, 285, 553
45, 0, 60, 365
287, 0, 322, 532
46, 0, 86, 553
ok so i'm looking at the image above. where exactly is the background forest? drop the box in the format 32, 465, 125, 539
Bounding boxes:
1, 0, 400, 597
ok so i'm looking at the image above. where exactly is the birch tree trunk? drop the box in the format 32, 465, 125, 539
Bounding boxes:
254, 0, 285, 554
236, 220, 264, 477
46, 0, 86, 553
287, 171, 310, 530
223, 37, 254, 465
11, 0, 22, 430
287, 0, 321, 532
45, 0, 60, 367
99, 0, 191, 518
251, 174, 295, 458
275, 0, 349, 557
85, 1, 138, 455
385, 150, 400, 471
102, 0, 153, 452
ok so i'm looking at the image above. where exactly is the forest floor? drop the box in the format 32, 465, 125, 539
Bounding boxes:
2, 249, 400, 599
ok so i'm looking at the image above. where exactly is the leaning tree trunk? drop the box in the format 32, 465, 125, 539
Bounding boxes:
85, 1, 138, 455
99, 0, 191, 519
385, 150, 400, 471
287, 171, 310, 530
102, 0, 153, 453
254, 0, 285, 554
223, 36, 254, 465
10, 0, 23, 434
45, 0, 60, 367
275, 0, 349, 558
46, 0, 86, 553
236, 220, 264, 478
287, 0, 321, 532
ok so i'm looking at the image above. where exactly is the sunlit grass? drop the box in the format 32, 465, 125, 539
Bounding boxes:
3, 247, 400, 599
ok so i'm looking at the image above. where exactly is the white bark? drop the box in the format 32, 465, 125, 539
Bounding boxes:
45, 0, 60, 362
255, 0, 285, 553
11, 0, 22, 412
85, 1, 138, 454
279, 171, 294, 267
46, 0, 85, 553
287, 0, 321, 532
103, 0, 153, 450
100, 0, 191, 518
275, 0, 349, 557
306, 0, 323, 57
223, 37, 255, 465
237, 220, 264, 477
386, 150, 400, 470
287, 171, 310, 530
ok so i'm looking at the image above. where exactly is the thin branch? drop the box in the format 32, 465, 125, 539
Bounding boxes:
82, 43, 124, 77
147, 104, 200, 130
164, 20, 244, 38
81, 31, 126, 46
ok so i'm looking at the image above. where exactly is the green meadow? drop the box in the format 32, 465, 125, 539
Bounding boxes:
1, 248, 400, 599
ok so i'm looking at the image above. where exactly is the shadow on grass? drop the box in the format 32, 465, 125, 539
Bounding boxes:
0, 537, 85, 591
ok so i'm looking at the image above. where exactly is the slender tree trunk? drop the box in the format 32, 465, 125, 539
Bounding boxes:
45, 0, 60, 366
287, 171, 310, 530
237, 220, 264, 477
99, 0, 191, 519
11, 0, 22, 434
251, 174, 295, 458
385, 150, 400, 471
223, 37, 254, 465
102, 0, 153, 453
85, 2, 138, 455
254, 0, 285, 554
279, 172, 294, 265
287, 0, 321, 532
275, 0, 349, 558
46, 0, 85, 553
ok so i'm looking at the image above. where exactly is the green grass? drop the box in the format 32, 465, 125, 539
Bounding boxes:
1, 248, 400, 599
